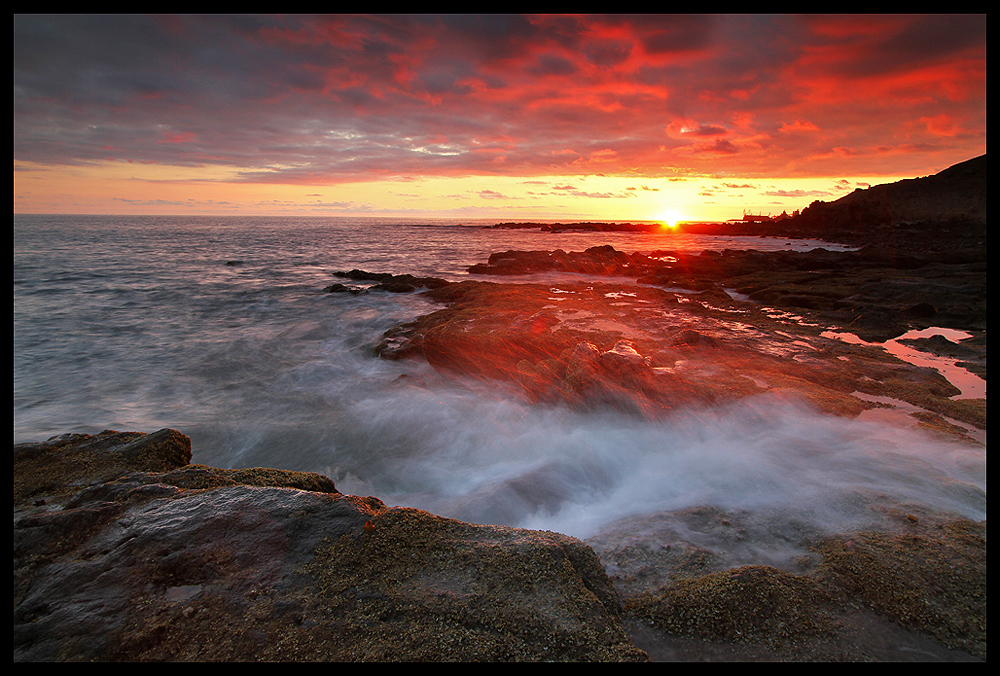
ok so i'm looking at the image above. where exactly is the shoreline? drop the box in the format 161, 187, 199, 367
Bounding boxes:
14, 219, 986, 660
13, 426, 986, 662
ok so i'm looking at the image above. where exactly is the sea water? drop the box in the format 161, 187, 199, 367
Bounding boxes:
13, 214, 986, 556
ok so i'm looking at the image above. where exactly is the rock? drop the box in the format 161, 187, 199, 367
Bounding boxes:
810, 523, 987, 659
626, 564, 839, 643
618, 517, 986, 661
667, 329, 720, 349
323, 283, 365, 294
372, 271, 984, 431
843, 308, 912, 343
372, 281, 416, 293
683, 155, 986, 250
14, 429, 647, 662
562, 340, 675, 415
516, 358, 565, 403
597, 341, 655, 387
332, 269, 452, 291
468, 246, 643, 276
898, 333, 982, 360
903, 302, 937, 319
564, 341, 603, 394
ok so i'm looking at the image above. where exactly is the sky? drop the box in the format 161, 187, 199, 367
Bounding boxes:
13, 14, 987, 223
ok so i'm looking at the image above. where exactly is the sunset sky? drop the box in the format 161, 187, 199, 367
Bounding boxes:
14, 14, 987, 223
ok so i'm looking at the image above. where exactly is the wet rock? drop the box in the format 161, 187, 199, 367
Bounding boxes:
372, 281, 416, 293
811, 522, 987, 659
843, 308, 913, 343
667, 329, 720, 349
619, 518, 986, 661
899, 333, 983, 360
323, 282, 365, 294
626, 564, 839, 643
332, 269, 452, 291
564, 341, 602, 391
468, 246, 644, 276
372, 273, 984, 430
903, 302, 937, 319
14, 429, 646, 662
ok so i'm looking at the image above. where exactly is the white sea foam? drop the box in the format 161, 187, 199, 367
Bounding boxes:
323, 381, 985, 540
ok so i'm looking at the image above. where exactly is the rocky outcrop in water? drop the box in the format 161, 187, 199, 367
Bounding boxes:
468, 245, 640, 276
14, 429, 647, 662
465, 244, 986, 344
375, 244, 986, 430
325, 269, 453, 294
489, 156, 987, 251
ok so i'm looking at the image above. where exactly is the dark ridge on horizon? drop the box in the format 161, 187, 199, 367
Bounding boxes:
491, 154, 987, 249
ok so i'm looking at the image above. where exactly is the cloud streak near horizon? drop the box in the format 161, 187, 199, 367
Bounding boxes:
14, 14, 986, 191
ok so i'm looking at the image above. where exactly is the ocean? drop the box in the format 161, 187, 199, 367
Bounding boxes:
13, 214, 986, 565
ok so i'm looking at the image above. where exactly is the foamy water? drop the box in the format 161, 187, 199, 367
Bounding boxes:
14, 215, 985, 554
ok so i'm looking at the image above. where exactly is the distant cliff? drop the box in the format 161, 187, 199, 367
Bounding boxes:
830, 154, 986, 225
708, 155, 987, 249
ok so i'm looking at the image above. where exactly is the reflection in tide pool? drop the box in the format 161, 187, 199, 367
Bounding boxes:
822, 327, 985, 400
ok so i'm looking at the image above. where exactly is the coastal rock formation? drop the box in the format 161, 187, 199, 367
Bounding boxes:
468, 246, 642, 276
14, 430, 985, 662
326, 269, 453, 294
14, 429, 647, 662
467, 244, 987, 344
782, 154, 986, 246
624, 518, 987, 661
688, 154, 987, 249
376, 262, 985, 431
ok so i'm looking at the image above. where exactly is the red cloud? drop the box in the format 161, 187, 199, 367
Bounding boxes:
13, 14, 986, 182
157, 131, 196, 144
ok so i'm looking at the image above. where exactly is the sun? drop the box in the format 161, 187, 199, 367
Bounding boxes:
659, 209, 682, 229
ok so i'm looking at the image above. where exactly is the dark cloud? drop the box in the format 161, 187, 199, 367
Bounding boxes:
703, 139, 739, 154
13, 14, 986, 182
800, 14, 986, 78
584, 39, 633, 67
763, 189, 832, 198
527, 54, 579, 76
616, 14, 719, 54
685, 124, 728, 136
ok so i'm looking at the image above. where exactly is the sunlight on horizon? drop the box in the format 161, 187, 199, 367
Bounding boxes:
13, 162, 918, 224
660, 209, 682, 229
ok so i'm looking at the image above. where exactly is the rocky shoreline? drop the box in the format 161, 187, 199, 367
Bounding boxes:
14, 424, 986, 662
14, 157, 986, 661
368, 242, 985, 432
16, 239, 986, 661
14, 429, 646, 661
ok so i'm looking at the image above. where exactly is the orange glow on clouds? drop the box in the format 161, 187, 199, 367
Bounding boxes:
14, 14, 985, 220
